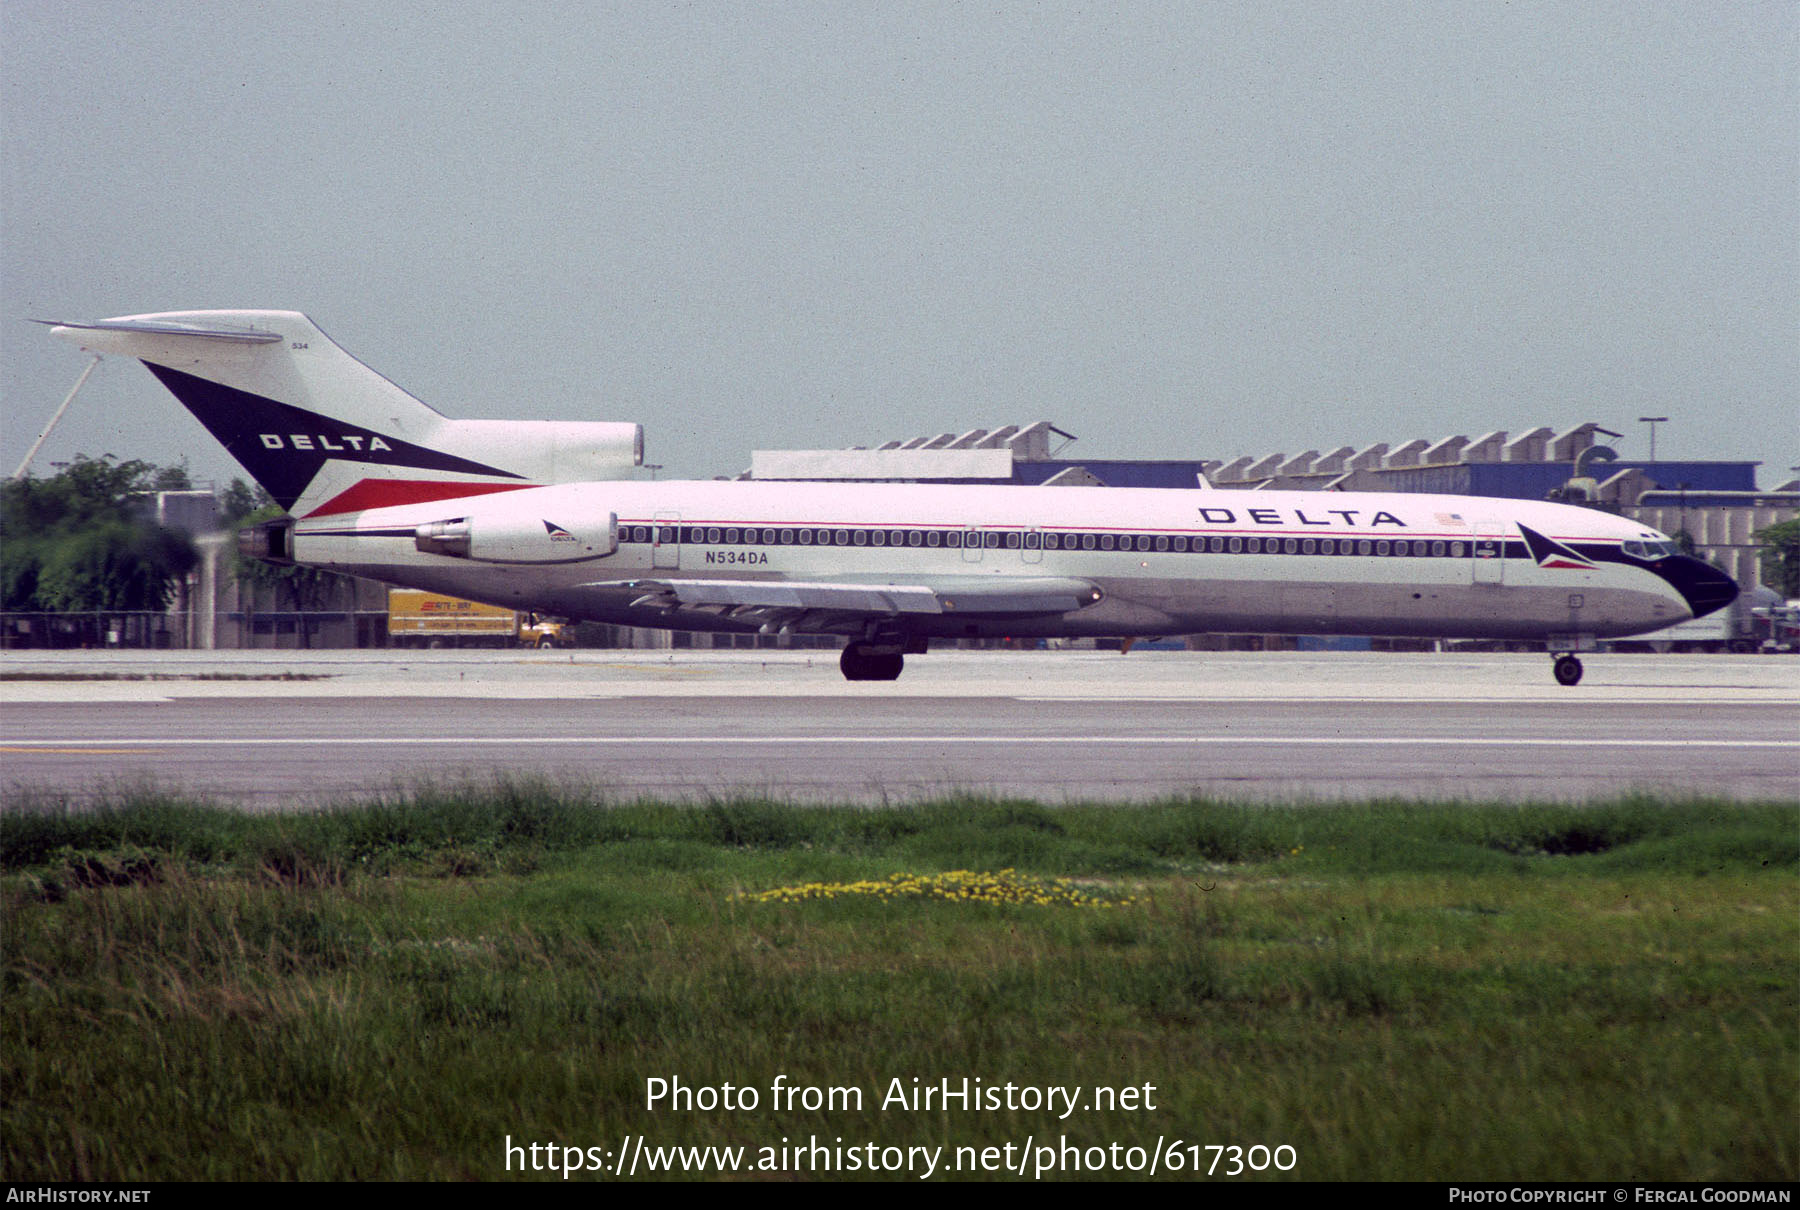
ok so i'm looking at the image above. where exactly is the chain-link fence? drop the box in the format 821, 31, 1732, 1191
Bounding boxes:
0, 610, 386, 650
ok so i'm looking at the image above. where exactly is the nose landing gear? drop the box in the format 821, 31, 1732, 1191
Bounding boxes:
1553, 654, 1583, 687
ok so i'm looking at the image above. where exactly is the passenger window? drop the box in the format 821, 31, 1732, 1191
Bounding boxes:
927, 531, 941, 547
1302, 539, 1316, 555
1082, 534, 1096, 550
1228, 537, 1242, 553
854, 530, 868, 546
1376, 541, 1390, 556
707, 527, 722, 543
1284, 538, 1297, 555
1155, 536, 1169, 552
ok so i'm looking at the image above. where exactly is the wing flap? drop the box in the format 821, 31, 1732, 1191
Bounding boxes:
592, 576, 1102, 620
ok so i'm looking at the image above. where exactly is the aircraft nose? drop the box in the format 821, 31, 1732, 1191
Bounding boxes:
1659, 556, 1739, 619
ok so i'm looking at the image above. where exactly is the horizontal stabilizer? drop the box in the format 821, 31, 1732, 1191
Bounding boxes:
39, 317, 284, 344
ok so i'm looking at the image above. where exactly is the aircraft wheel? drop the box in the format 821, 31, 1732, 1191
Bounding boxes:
1553, 655, 1583, 687
840, 645, 905, 681
840, 644, 871, 680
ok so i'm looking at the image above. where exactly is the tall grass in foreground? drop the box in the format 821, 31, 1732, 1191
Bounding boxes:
3, 784, 1795, 1181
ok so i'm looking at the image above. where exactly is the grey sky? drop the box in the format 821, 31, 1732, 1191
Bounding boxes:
4, 1, 1795, 488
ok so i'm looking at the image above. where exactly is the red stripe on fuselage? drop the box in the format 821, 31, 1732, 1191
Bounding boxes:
302, 479, 535, 517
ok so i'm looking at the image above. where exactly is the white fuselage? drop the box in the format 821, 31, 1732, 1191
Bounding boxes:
292, 479, 1698, 643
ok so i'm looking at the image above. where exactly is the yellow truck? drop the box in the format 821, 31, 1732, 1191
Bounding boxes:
386, 590, 571, 648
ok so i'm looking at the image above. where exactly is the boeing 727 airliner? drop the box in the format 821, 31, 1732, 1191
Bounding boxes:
45, 311, 1737, 684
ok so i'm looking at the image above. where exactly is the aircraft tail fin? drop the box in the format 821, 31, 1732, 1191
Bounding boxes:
44, 311, 641, 517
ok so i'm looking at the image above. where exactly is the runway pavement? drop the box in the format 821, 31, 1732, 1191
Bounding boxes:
3, 649, 1796, 805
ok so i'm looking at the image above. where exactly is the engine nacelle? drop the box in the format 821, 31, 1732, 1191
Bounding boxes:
238, 517, 295, 563
437, 420, 644, 483
415, 511, 617, 563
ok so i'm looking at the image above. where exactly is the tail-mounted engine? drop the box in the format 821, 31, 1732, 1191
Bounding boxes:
237, 517, 296, 564
414, 512, 618, 564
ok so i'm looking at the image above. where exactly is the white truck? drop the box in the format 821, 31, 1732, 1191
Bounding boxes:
1631, 586, 1789, 653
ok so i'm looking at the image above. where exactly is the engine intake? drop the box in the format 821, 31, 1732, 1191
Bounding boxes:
238, 518, 295, 563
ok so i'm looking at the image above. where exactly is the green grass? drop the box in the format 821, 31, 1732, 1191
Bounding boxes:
3, 783, 1795, 1181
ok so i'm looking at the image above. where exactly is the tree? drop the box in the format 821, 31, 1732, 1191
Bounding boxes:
0, 456, 198, 616
218, 478, 266, 526
35, 523, 195, 612
1755, 518, 1800, 599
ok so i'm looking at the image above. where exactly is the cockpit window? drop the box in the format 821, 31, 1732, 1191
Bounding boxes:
1621, 538, 1681, 561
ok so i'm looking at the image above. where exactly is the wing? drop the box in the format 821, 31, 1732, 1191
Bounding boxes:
579, 575, 1103, 633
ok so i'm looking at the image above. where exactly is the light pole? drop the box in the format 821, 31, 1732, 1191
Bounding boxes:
1638, 416, 1669, 462
12, 355, 101, 480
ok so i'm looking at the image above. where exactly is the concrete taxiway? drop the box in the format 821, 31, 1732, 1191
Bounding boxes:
2, 650, 1795, 805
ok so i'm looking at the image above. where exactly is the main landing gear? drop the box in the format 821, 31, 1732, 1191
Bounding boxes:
840, 642, 904, 681
1552, 654, 1583, 687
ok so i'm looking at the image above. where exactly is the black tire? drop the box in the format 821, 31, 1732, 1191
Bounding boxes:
1553, 655, 1583, 687
840, 645, 905, 681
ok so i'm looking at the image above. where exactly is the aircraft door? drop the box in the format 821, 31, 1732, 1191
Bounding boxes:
962, 526, 983, 564
652, 512, 681, 569
1472, 523, 1505, 585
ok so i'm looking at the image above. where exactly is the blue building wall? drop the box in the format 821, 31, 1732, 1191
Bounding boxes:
1007, 459, 1759, 500
1457, 461, 1756, 499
